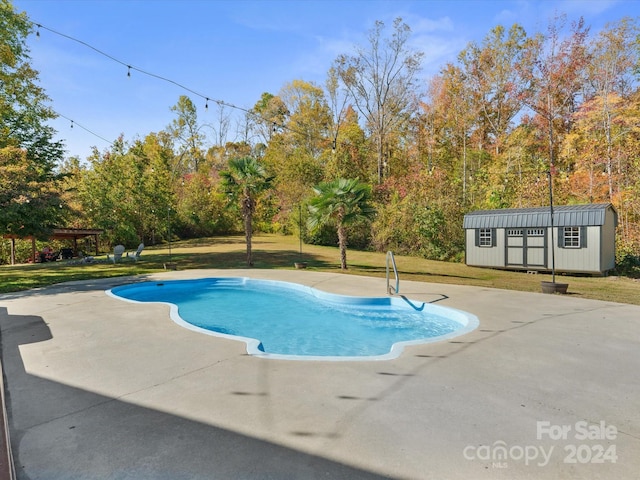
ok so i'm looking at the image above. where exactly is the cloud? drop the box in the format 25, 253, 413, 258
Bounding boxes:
411, 16, 455, 33
558, 0, 620, 15
412, 33, 468, 78
492, 0, 532, 25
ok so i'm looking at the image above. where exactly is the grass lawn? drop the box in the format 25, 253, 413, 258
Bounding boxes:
2, 234, 639, 305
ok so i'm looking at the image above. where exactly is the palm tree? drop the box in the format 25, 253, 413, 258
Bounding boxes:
220, 157, 271, 266
308, 178, 375, 270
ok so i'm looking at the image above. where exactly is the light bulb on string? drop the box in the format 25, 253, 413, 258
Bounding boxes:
28, 21, 314, 147
205, 98, 209, 110
70, 120, 74, 129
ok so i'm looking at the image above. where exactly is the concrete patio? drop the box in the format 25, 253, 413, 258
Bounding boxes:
1, 269, 638, 479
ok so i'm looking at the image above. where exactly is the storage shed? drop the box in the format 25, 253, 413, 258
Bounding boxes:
463, 204, 617, 275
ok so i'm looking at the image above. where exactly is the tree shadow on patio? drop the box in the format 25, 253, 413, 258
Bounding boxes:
0, 307, 394, 480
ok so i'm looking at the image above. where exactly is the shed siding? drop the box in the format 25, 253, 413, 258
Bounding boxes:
550, 226, 601, 273
465, 229, 504, 267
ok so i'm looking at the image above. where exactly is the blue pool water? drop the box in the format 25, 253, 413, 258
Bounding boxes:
109, 277, 478, 360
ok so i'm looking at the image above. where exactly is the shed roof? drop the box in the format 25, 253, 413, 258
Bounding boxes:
463, 204, 616, 229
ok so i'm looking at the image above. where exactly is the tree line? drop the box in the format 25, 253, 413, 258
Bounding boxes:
2, 0, 640, 271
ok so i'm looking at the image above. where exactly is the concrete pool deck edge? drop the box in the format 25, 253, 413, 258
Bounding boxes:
1, 269, 639, 479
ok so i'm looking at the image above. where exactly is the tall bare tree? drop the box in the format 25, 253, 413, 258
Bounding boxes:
459, 24, 529, 155
435, 63, 478, 205
585, 17, 639, 200
168, 95, 207, 173
335, 18, 423, 183
211, 101, 231, 147
325, 66, 350, 154
517, 15, 590, 171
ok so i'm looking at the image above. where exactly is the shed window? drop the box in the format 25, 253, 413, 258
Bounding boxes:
562, 227, 583, 248
479, 228, 493, 247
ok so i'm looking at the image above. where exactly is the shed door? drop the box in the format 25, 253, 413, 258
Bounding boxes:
506, 228, 547, 268
525, 228, 546, 267
506, 229, 524, 266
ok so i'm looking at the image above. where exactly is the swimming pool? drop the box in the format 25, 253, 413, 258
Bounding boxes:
108, 277, 478, 360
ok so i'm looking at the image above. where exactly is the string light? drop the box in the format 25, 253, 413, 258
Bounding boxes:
28, 20, 313, 141
54, 111, 114, 146
35, 23, 40, 38
205, 98, 209, 110
30, 22, 236, 112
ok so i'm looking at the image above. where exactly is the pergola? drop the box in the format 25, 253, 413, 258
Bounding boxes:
3, 228, 103, 265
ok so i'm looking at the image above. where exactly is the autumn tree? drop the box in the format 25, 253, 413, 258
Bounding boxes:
459, 24, 529, 155
418, 77, 447, 173
250, 92, 289, 145
0, 147, 65, 241
517, 15, 590, 175
58, 155, 87, 227
583, 18, 639, 200
168, 96, 207, 173
497, 123, 552, 208
261, 81, 331, 231
0, 0, 66, 241
433, 63, 478, 205
80, 139, 136, 245
563, 90, 640, 253
174, 170, 234, 237
612, 91, 640, 254
205, 141, 253, 175
324, 106, 370, 181
127, 133, 180, 243
562, 95, 621, 203
372, 167, 466, 261
335, 17, 423, 183
77, 133, 176, 246
280, 80, 331, 156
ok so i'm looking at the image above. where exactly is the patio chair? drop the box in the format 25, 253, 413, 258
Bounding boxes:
111, 244, 125, 263
128, 243, 144, 261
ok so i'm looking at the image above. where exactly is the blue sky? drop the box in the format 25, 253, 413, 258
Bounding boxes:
13, 0, 639, 160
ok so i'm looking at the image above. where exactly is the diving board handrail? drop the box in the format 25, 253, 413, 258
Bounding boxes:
386, 251, 399, 295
